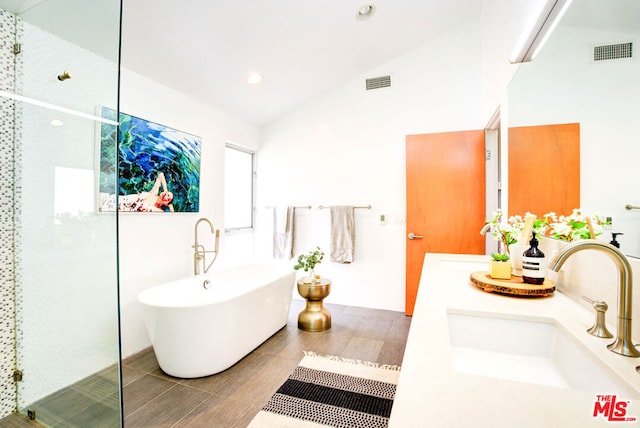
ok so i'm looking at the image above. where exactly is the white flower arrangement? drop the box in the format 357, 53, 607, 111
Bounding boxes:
543, 209, 608, 241
481, 208, 609, 251
481, 209, 540, 254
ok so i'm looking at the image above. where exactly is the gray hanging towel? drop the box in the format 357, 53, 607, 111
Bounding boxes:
330, 206, 355, 263
273, 206, 295, 259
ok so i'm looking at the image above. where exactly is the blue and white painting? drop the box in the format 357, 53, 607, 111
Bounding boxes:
99, 107, 201, 213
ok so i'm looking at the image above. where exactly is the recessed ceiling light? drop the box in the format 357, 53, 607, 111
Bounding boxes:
50, 119, 63, 127
247, 72, 263, 85
356, 4, 376, 20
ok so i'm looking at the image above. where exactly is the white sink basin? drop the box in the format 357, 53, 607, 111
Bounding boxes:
447, 311, 635, 395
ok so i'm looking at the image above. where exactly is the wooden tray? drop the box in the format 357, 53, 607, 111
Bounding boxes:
469, 271, 555, 297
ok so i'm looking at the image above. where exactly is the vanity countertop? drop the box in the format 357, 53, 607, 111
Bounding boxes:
389, 253, 640, 428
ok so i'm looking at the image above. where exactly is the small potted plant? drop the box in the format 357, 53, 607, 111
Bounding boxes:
490, 252, 511, 280
293, 247, 331, 331
293, 247, 325, 284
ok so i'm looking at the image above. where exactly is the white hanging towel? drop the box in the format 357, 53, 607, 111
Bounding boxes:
330, 206, 355, 263
273, 206, 295, 259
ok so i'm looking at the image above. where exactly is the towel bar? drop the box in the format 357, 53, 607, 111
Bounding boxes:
318, 205, 371, 209
265, 205, 311, 209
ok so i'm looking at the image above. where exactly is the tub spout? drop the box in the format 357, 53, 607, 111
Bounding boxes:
549, 239, 640, 357
194, 218, 220, 275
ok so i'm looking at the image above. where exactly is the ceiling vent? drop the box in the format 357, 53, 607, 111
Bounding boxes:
593, 42, 632, 61
366, 75, 391, 91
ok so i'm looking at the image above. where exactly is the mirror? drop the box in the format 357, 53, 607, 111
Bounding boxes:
508, 0, 640, 256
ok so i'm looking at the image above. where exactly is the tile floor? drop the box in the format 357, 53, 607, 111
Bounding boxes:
4, 299, 411, 427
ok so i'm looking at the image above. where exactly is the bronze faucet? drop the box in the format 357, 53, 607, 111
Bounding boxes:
550, 239, 640, 357
193, 218, 220, 275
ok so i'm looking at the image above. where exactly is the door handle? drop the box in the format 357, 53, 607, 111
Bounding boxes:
408, 232, 424, 240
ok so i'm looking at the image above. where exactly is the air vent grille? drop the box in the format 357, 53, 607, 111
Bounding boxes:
594, 42, 632, 61
366, 75, 391, 90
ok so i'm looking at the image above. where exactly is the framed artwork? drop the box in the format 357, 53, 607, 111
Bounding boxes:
98, 107, 201, 213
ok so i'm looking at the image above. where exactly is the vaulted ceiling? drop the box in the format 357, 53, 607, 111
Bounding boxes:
2, 0, 639, 128
120, 0, 485, 127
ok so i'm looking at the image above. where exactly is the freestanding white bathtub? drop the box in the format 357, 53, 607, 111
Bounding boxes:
138, 264, 296, 378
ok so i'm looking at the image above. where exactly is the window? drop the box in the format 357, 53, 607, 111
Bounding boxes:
224, 144, 255, 230
54, 167, 94, 224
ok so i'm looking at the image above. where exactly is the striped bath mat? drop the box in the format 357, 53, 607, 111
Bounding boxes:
248, 352, 401, 428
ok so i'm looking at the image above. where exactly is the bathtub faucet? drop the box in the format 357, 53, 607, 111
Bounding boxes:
193, 217, 220, 275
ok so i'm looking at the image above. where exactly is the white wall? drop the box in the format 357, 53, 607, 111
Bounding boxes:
118, 0, 550, 356
480, 0, 549, 116
255, 15, 525, 312
118, 69, 260, 357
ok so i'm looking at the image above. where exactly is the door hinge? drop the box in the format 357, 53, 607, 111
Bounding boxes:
497, 181, 502, 191
13, 43, 21, 55
13, 369, 23, 382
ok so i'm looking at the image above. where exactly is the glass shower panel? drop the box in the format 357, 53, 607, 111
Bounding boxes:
13, 101, 120, 427
2, 0, 122, 425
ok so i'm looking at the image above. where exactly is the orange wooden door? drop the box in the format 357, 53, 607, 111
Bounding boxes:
405, 130, 486, 315
508, 123, 580, 217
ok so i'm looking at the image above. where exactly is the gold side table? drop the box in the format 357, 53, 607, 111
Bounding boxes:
297, 278, 331, 332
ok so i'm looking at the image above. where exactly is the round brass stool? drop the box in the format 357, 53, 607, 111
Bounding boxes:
297, 278, 331, 332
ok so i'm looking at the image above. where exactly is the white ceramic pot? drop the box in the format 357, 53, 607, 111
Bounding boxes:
509, 243, 528, 276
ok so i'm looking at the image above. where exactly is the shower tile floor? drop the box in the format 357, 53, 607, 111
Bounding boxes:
4, 299, 411, 427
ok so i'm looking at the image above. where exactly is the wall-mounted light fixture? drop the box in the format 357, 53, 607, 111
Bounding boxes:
510, 0, 574, 63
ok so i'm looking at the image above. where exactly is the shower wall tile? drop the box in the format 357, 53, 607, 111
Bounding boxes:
0, 8, 17, 419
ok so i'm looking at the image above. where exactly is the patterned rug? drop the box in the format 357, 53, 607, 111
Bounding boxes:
248, 352, 401, 428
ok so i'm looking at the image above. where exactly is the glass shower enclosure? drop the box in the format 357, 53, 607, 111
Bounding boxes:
0, 0, 122, 426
